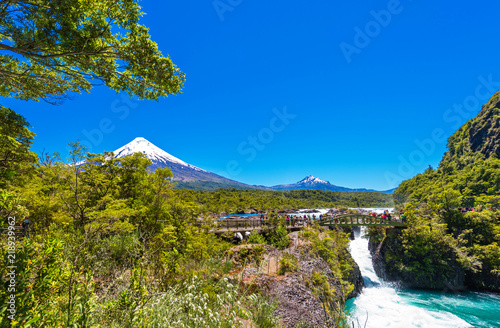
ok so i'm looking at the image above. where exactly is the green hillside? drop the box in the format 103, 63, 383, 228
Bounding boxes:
381, 91, 500, 292
395, 90, 500, 206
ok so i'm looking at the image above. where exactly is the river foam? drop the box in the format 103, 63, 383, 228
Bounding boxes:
345, 227, 500, 328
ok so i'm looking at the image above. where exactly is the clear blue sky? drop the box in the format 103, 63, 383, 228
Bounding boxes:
4, 0, 500, 190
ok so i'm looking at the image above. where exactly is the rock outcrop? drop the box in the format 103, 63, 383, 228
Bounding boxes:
442, 90, 500, 164
227, 230, 364, 328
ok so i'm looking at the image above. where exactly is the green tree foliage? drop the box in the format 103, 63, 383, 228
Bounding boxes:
0, 236, 96, 327
1, 142, 283, 326
263, 225, 290, 250
0, 2, 286, 325
0, 125, 370, 328
248, 230, 266, 244
176, 188, 394, 214
391, 91, 500, 291
277, 252, 299, 275
380, 211, 468, 289
0, 0, 185, 103
0, 106, 37, 222
0, 106, 36, 188
301, 228, 354, 297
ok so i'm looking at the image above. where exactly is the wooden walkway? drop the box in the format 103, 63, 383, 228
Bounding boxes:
2, 215, 405, 237
319, 214, 407, 227
212, 221, 305, 234
212, 214, 406, 234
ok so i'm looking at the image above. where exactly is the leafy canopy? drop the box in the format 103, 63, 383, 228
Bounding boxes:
0, 0, 185, 103
0, 105, 37, 187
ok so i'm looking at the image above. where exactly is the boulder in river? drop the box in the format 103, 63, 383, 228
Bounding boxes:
245, 207, 260, 214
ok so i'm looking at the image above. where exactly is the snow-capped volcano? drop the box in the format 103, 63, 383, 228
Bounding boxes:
270, 175, 394, 193
298, 175, 329, 185
114, 137, 206, 173
112, 137, 254, 189
271, 175, 338, 191
91, 138, 395, 192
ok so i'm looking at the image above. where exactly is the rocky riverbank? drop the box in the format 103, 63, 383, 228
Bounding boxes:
226, 230, 363, 328
368, 227, 500, 293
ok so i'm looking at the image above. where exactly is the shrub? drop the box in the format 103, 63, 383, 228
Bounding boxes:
139, 276, 246, 328
246, 293, 280, 328
264, 226, 290, 250
277, 252, 299, 275
248, 230, 266, 244
228, 244, 266, 267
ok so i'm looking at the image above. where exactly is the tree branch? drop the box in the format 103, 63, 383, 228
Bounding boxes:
0, 43, 116, 59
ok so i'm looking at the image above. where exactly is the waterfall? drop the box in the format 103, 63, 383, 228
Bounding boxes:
346, 227, 474, 328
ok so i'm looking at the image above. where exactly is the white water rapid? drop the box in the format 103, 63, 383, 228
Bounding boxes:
346, 227, 474, 328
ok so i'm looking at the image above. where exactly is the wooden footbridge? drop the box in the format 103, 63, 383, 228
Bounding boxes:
319, 214, 407, 227
211, 214, 406, 234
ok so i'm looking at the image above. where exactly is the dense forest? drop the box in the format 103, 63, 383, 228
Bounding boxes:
0, 2, 389, 325
0, 105, 378, 327
177, 188, 394, 215
376, 91, 500, 292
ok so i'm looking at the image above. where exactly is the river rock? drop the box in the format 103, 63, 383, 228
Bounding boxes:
245, 207, 260, 214
256, 274, 338, 328
346, 261, 364, 299
300, 209, 321, 214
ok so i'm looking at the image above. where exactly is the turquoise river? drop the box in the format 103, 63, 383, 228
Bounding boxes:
345, 227, 500, 328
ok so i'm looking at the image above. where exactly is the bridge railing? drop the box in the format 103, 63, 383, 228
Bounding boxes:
212, 217, 310, 231
319, 214, 406, 227
215, 219, 262, 231
207, 214, 406, 232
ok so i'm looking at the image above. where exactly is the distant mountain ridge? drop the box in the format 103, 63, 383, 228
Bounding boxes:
270, 175, 395, 194
111, 137, 395, 193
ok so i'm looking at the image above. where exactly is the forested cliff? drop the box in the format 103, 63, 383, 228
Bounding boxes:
373, 91, 500, 292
